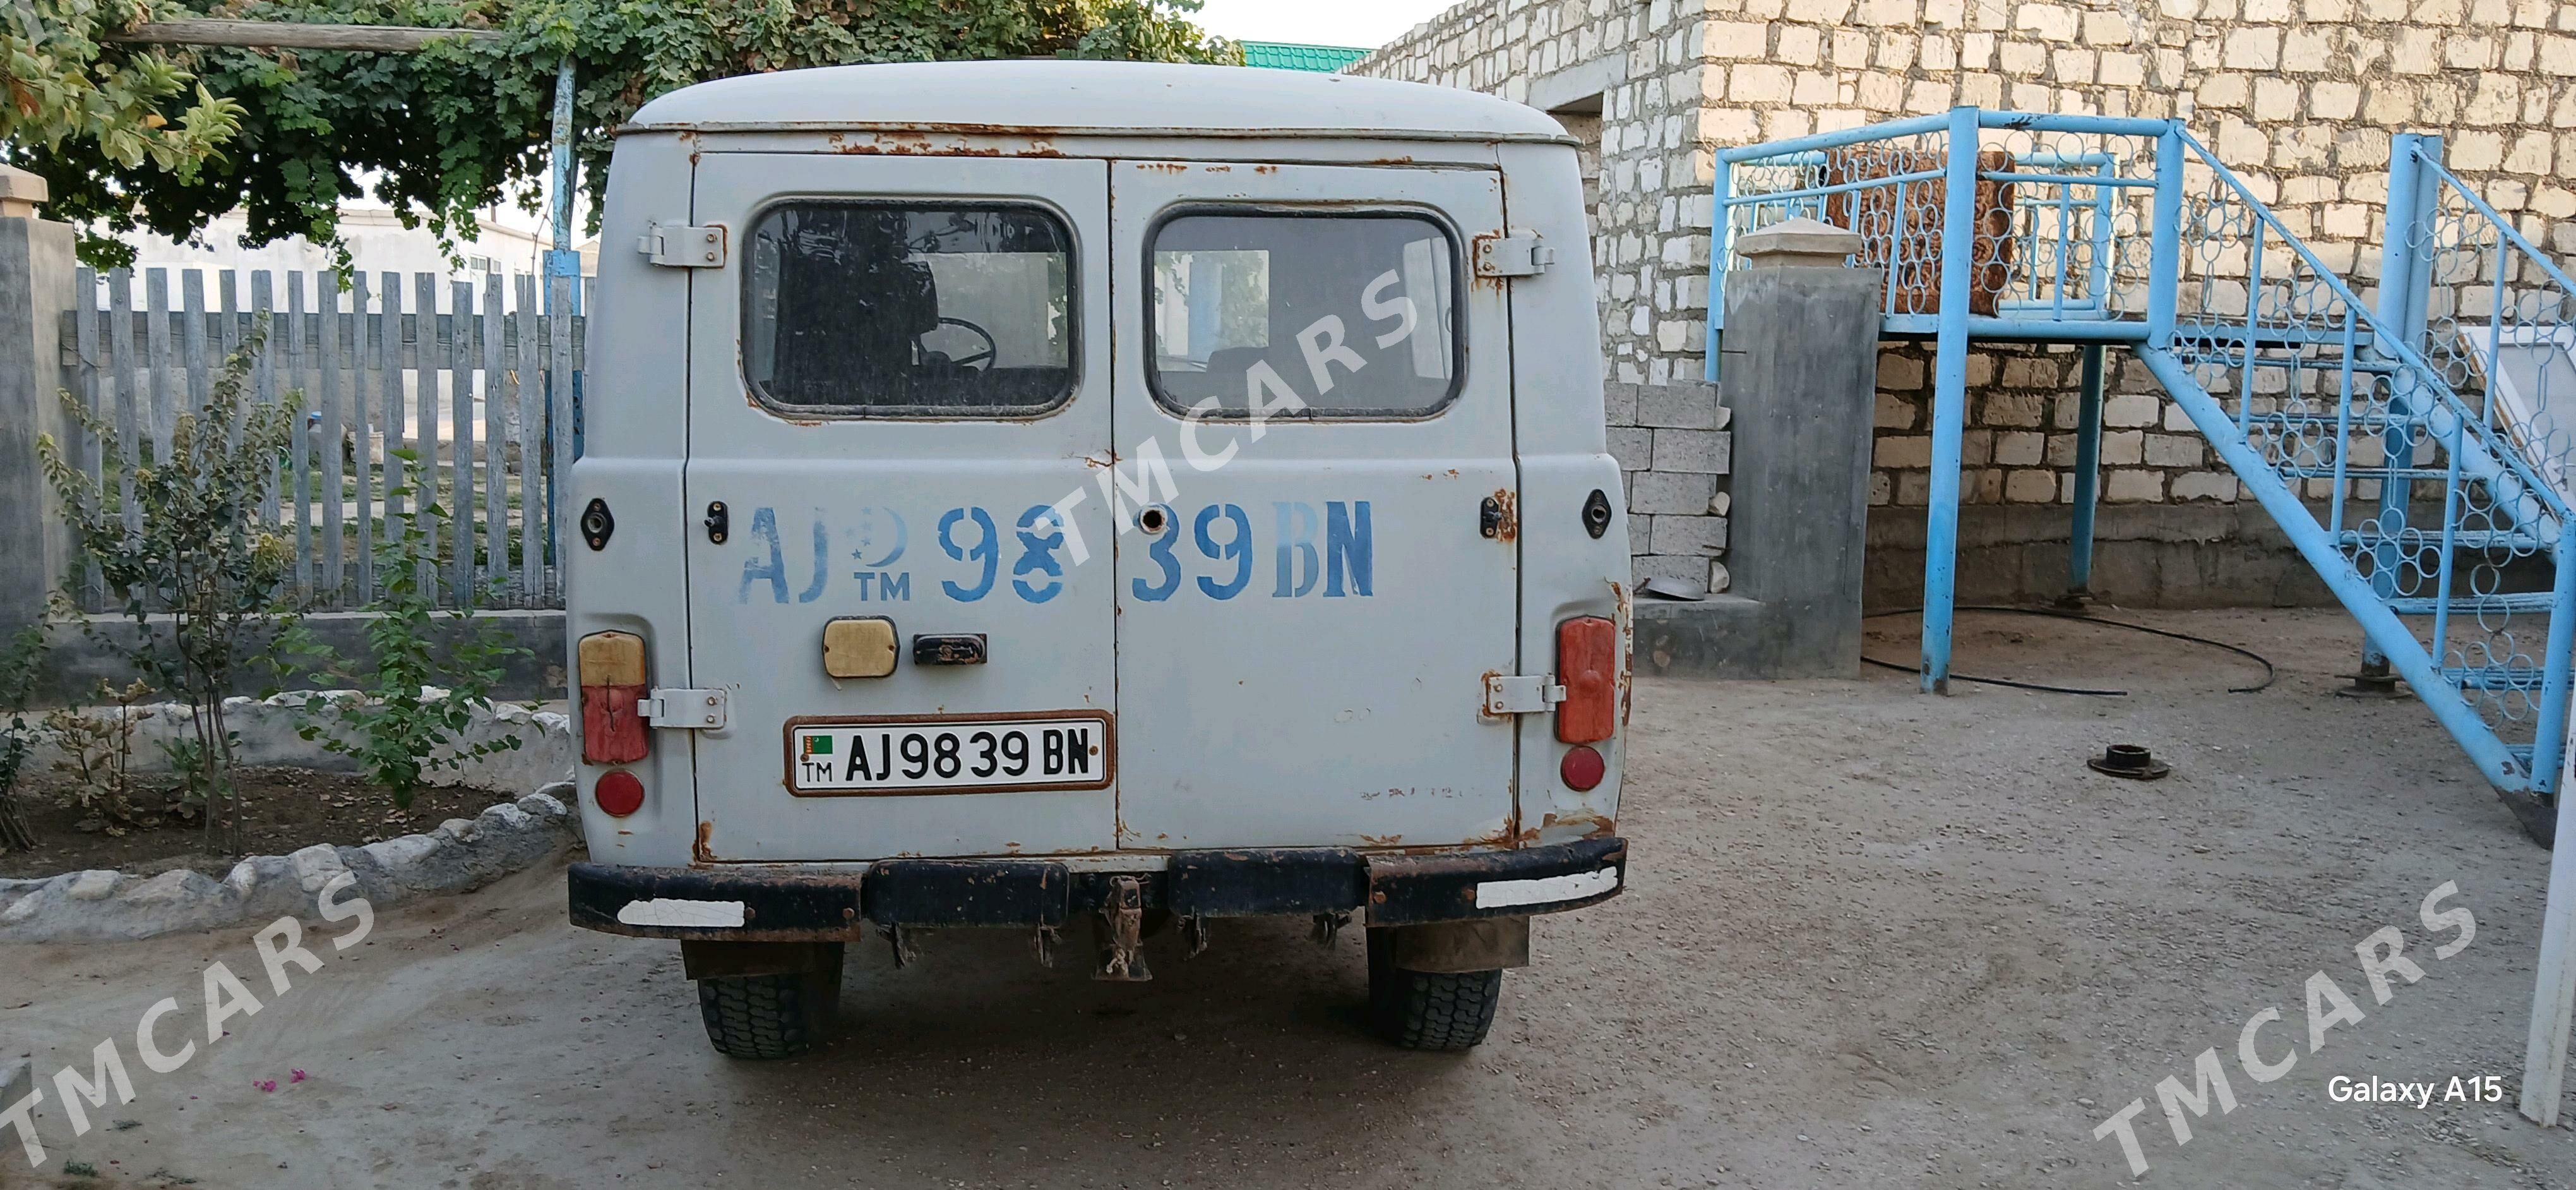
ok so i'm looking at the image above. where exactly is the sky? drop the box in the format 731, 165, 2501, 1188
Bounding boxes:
1189, 0, 1464, 51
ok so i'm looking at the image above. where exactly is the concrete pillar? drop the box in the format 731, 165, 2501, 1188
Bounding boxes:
0, 165, 77, 632
1637, 217, 1882, 679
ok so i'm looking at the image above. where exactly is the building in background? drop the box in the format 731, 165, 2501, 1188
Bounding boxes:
123, 204, 600, 284
1351, 0, 2576, 604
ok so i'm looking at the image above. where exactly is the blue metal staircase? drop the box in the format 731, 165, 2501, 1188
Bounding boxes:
1708, 108, 2576, 823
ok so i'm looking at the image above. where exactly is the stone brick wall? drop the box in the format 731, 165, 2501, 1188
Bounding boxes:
1869, 343, 2246, 511
1605, 379, 1734, 587
1354, 0, 2576, 594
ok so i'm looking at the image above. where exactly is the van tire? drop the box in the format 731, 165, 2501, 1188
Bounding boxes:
1366, 930, 1501, 1051
696, 967, 841, 1059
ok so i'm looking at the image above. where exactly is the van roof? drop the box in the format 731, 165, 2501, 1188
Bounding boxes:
622, 60, 1573, 144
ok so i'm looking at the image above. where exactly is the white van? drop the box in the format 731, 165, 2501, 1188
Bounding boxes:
562, 60, 1631, 1057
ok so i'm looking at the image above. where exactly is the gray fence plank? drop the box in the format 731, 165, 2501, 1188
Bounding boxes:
318, 271, 346, 599
414, 273, 439, 593
480, 275, 507, 601
450, 278, 474, 603
513, 274, 540, 601
143, 268, 173, 462
379, 272, 407, 541
179, 270, 208, 427
250, 273, 278, 526
546, 273, 575, 605
215, 272, 241, 397
216, 272, 241, 363
73, 268, 102, 606
350, 272, 376, 604
105, 270, 138, 536
285, 272, 313, 592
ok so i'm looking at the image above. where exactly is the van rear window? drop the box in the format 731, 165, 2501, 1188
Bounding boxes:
1148, 212, 1460, 418
744, 203, 1074, 416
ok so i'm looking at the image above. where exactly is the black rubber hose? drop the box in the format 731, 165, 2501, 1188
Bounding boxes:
1858, 604, 2278, 696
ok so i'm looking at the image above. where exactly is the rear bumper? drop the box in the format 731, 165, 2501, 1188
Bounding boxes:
568, 838, 1626, 941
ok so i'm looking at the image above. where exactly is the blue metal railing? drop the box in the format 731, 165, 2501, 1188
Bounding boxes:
1704, 106, 2576, 804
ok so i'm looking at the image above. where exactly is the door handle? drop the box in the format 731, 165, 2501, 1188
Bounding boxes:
913, 634, 988, 666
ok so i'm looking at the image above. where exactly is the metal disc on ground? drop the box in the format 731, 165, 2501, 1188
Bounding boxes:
2087, 743, 2171, 780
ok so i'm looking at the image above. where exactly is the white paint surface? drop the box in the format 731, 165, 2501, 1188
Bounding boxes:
1474, 867, 1619, 910
617, 898, 748, 929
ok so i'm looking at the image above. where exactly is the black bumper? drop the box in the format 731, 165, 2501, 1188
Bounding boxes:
568, 838, 1626, 941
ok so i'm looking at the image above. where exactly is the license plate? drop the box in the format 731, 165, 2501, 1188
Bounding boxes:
784, 713, 1114, 796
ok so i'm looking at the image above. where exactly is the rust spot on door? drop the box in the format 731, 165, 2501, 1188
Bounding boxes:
1489, 488, 1519, 542
1611, 579, 1635, 726
693, 820, 716, 865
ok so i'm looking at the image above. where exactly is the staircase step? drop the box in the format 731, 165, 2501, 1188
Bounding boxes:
2335, 529, 2549, 551
2276, 466, 2455, 482
2438, 664, 2551, 692
2384, 592, 2564, 614
2244, 412, 2414, 432
2173, 322, 2406, 354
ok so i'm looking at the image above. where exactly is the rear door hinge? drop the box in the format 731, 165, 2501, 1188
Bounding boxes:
641, 688, 729, 730
1483, 673, 1568, 716
638, 224, 727, 268
1474, 233, 1554, 279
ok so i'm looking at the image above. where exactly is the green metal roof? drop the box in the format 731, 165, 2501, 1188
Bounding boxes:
1238, 41, 1373, 73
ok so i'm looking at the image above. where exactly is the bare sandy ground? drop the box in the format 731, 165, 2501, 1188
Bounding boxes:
4, 606, 2574, 1189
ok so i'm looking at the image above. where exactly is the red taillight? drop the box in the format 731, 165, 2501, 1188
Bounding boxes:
1560, 745, 1606, 791
1556, 616, 1618, 744
579, 632, 650, 766
595, 771, 646, 817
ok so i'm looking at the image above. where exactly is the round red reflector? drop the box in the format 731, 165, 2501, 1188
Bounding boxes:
595, 771, 646, 817
1559, 745, 1606, 791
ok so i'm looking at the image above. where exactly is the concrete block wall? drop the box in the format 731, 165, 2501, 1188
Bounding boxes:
1606, 379, 1732, 589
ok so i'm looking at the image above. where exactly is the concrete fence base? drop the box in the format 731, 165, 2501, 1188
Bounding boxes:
20, 687, 573, 796
30, 610, 566, 706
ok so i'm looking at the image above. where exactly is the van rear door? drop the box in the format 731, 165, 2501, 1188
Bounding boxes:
1106, 161, 1521, 850
681, 154, 1116, 861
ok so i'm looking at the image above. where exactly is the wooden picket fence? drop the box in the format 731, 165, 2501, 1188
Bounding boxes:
56, 267, 590, 611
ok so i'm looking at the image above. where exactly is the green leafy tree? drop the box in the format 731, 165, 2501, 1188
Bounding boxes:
1, 0, 244, 202
38, 333, 302, 852
283, 459, 529, 810
8, 0, 1237, 267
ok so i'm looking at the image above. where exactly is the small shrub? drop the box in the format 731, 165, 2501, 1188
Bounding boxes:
286, 460, 529, 810
44, 678, 156, 831
38, 329, 304, 853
